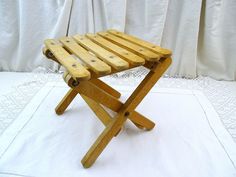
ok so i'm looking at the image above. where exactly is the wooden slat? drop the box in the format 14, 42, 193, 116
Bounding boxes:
86, 33, 145, 66
55, 88, 78, 115
60, 37, 111, 76
44, 39, 90, 81
108, 29, 172, 58
97, 32, 161, 62
73, 35, 129, 71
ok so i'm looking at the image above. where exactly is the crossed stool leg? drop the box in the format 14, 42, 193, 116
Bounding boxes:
55, 57, 172, 168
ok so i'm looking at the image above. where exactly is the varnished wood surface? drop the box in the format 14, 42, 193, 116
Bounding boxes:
44, 39, 91, 81
86, 33, 145, 66
98, 32, 161, 61
108, 29, 172, 58
44, 30, 172, 168
73, 35, 129, 71
81, 58, 172, 168
43, 29, 172, 81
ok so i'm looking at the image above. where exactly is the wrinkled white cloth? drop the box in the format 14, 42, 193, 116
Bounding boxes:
0, 82, 235, 177
0, 0, 72, 72
0, 0, 236, 80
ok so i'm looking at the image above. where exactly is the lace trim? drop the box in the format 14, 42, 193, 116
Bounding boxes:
0, 71, 235, 142
0, 73, 61, 136
102, 75, 236, 142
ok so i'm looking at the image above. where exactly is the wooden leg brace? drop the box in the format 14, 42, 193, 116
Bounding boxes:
55, 57, 172, 168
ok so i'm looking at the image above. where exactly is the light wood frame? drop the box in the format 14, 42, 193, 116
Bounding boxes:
55, 57, 172, 168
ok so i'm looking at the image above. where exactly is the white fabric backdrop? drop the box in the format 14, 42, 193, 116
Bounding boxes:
0, 0, 235, 80
197, 0, 236, 80
0, 0, 73, 72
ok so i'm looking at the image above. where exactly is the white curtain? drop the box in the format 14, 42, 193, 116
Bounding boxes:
0, 0, 72, 72
0, 0, 235, 80
197, 0, 236, 80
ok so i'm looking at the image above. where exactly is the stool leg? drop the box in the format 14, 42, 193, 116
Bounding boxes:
81, 58, 172, 168
81, 94, 112, 126
81, 111, 127, 168
55, 88, 78, 115
81, 94, 122, 137
129, 112, 155, 130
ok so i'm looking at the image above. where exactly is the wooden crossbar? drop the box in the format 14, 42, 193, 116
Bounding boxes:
43, 29, 172, 168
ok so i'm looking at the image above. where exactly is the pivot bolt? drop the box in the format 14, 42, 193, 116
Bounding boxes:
124, 111, 130, 117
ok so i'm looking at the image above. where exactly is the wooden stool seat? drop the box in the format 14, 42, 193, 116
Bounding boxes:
43, 29, 172, 168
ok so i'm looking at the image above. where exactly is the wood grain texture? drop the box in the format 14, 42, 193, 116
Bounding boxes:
74, 81, 123, 112
108, 29, 172, 58
60, 37, 111, 76
73, 35, 129, 71
44, 39, 91, 81
86, 33, 145, 66
81, 94, 112, 126
44, 30, 173, 168
55, 88, 78, 115
129, 111, 155, 130
90, 79, 121, 98
81, 58, 172, 168
98, 32, 161, 61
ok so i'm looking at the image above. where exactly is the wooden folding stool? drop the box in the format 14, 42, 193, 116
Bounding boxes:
43, 29, 172, 168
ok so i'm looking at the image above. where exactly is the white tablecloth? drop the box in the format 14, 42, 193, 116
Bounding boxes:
0, 82, 235, 177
